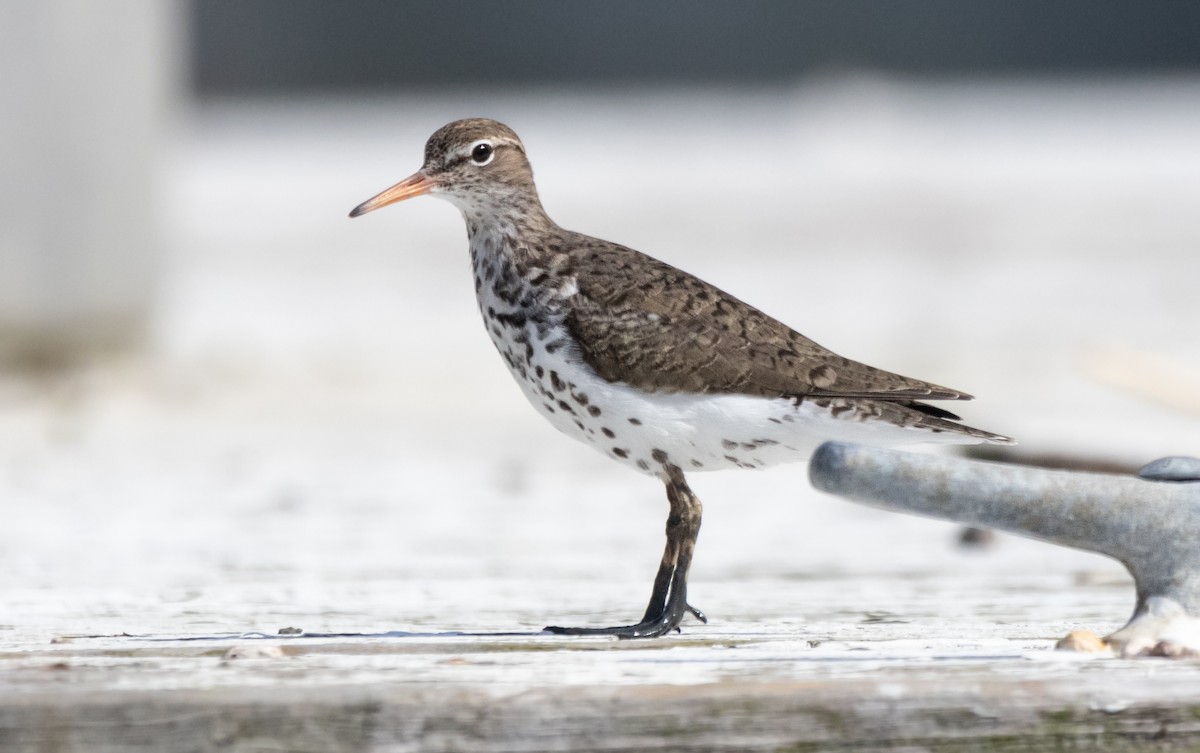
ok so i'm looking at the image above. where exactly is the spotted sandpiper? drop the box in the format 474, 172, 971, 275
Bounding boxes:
350, 118, 1013, 638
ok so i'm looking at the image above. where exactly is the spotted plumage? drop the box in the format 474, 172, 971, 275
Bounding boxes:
350, 118, 1012, 638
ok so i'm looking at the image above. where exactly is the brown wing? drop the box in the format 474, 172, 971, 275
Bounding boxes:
563, 237, 971, 402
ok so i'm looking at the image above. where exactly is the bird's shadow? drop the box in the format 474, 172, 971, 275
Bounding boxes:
112, 629, 554, 643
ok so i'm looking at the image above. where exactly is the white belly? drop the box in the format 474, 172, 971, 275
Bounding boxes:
482, 312, 971, 478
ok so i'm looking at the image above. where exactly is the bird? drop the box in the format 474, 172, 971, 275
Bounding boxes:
349, 118, 1012, 639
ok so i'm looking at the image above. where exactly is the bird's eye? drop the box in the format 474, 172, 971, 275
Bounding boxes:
470, 141, 494, 165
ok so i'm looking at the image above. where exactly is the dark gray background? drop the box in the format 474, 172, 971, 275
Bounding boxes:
191, 1, 1200, 94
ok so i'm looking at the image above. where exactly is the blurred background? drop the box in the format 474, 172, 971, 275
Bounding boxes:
2, 1, 1199, 639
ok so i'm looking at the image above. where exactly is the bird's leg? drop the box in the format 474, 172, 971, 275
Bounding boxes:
639, 467, 707, 626
546, 466, 705, 639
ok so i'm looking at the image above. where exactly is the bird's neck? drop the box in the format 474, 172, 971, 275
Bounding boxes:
463, 203, 578, 314
461, 196, 562, 269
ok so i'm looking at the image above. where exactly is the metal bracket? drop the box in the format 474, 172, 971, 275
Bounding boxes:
809, 441, 1200, 658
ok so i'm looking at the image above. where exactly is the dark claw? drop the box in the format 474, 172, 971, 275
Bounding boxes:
544, 606, 700, 642
544, 619, 673, 639
543, 600, 706, 640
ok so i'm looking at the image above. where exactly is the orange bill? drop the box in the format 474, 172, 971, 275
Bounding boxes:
349, 171, 434, 218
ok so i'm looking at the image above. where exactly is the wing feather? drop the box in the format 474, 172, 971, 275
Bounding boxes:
563, 236, 971, 402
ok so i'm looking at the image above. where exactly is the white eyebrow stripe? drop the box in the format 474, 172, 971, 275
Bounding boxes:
447, 137, 523, 161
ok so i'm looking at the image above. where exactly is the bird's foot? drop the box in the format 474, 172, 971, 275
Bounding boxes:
545, 601, 706, 640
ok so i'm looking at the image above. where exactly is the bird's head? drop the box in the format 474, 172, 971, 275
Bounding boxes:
349, 118, 541, 220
